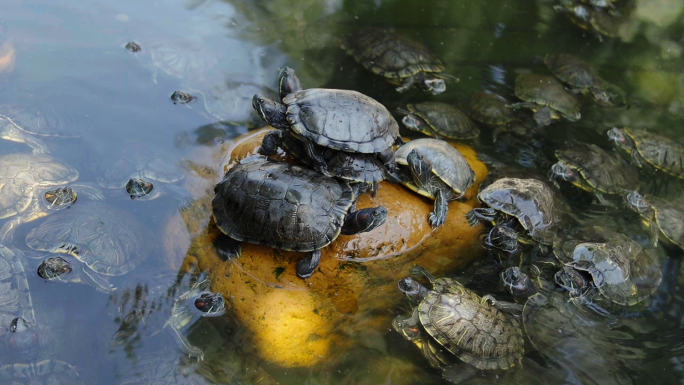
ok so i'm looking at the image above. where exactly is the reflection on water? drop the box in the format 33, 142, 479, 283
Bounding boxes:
0, 0, 683, 383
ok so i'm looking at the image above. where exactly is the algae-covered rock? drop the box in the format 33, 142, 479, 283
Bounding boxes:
169, 128, 487, 368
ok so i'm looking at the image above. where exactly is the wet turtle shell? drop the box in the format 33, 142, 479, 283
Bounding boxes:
283, 88, 399, 154
400, 102, 480, 139
544, 54, 605, 90
514, 74, 581, 121
394, 138, 475, 198
609, 128, 684, 179
467, 92, 516, 126
25, 201, 149, 277
627, 192, 684, 249
0, 246, 35, 329
553, 143, 638, 195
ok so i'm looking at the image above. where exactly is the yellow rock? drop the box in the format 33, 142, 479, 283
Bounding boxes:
176, 128, 488, 368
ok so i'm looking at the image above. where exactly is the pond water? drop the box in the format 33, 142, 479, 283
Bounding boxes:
0, 0, 684, 384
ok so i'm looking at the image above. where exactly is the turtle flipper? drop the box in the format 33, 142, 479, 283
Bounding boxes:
214, 234, 241, 261
341, 206, 387, 235
296, 250, 321, 278
429, 189, 448, 228
167, 325, 204, 361
395, 76, 415, 93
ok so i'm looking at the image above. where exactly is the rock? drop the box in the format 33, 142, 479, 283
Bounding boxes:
172, 128, 488, 368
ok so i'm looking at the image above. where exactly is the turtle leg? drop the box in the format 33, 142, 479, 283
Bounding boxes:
465, 208, 499, 227
80, 266, 115, 293
395, 76, 415, 93
214, 234, 241, 261
296, 250, 321, 278
259, 130, 283, 156
429, 189, 449, 228
442, 364, 477, 384
167, 326, 205, 361
377, 147, 397, 173
340, 206, 387, 235
303, 139, 328, 174
481, 294, 523, 315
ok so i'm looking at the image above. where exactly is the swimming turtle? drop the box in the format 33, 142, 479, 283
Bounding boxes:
467, 92, 517, 127
0, 104, 79, 155
550, 143, 639, 203
254, 67, 400, 174
554, 1, 619, 41
212, 156, 387, 278
25, 201, 150, 292
0, 153, 104, 242
508, 74, 581, 125
397, 102, 480, 140
544, 54, 626, 108
109, 272, 225, 361
341, 27, 451, 95
626, 191, 684, 249
392, 138, 476, 227
608, 128, 684, 179
392, 266, 523, 382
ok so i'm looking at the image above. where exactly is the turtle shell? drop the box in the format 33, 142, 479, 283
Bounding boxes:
544, 54, 604, 89
478, 178, 561, 244
514, 74, 581, 120
0, 153, 79, 219
341, 27, 444, 80
97, 141, 186, 189
25, 202, 149, 276
0, 104, 77, 138
394, 138, 475, 197
406, 102, 480, 139
284, 88, 399, 154
212, 156, 354, 252
419, 277, 523, 370
0, 246, 35, 329
467, 92, 516, 126
625, 128, 684, 178
555, 143, 638, 194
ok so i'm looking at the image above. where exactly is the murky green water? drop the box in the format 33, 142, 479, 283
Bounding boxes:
0, 0, 684, 384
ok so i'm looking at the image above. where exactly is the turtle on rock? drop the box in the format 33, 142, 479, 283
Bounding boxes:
212, 156, 387, 278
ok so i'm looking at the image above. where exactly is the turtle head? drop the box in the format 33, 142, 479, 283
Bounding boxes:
392, 313, 422, 341
126, 177, 154, 199
486, 225, 519, 253
194, 292, 226, 317
9, 317, 30, 333
626, 190, 650, 213
501, 267, 533, 299
398, 277, 429, 302
398, 108, 427, 133
423, 75, 446, 95
252, 94, 288, 130
554, 266, 591, 296
7, 317, 38, 357
549, 160, 578, 183
607, 127, 631, 148
406, 149, 432, 178
341, 206, 387, 235
278, 67, 302, 101
37, 256, 73, 281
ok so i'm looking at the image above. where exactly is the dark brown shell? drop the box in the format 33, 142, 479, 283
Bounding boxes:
514, 74, 580, 120
407, 102, 479, 139
544, 54, 605, 89
556, 143, 639, 194
467, 92, 516, 126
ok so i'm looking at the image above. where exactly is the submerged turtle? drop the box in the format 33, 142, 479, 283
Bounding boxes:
109, 272, 225, 361
392, 138, 476, 227
554, 1, 619, 41
509, 74, 581, 125
0, 104, 79, 154
397, 102, 479, 140
544, 54, 626, 107
341, 27, 451, 95
550, 143, 639, 203
212, 156, 387, 278
254, 67, 400, 174
392, 266, 523, 382
608, 128, 684, 179
25, 201, 150, 292
626, 191, 684, 249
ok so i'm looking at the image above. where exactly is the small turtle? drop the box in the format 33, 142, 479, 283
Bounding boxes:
508, 74, 581, 125
109, 272, 225, 361
608, 127, 684, 179
467, 92, 516, 127
25, 201, 150, 292
544, 53, 626, 107
626, 191, 684, 249
392, 266, 523, 382
212, 156, 387, 278
254, 67, 400, 174
0, 104, 78, 154
397, 102, 480, 140
341, 27, 452, 95
550, 143, 639, 203
392, 138, 476, 227
554, 1, 619, 41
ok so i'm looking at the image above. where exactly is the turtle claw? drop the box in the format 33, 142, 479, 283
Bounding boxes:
428, 212, 445, 228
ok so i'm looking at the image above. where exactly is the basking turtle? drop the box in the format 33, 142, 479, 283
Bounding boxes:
608, 128, 684, 179
397, 102, 479, 140
0, 246, 35, 330
554, 1, 619, 41
109, 272, 225, 361
392, 138, 476, 227
254, 67, 400, 174
341, 27, 451, 95
392, 266, 523, 382
550, 143, 639, 202
0, 153, 103, 242
25, 201, 150, 292
509, 74, 581, 125
626, 191, 684, 249
212, 156, 387, 278
544, 54, 626, 107
0, 104, 78, 154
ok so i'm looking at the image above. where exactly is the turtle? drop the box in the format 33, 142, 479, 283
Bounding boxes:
608, 127, 684, 179
550, 143, 639, 203
0, 153, 104, 242
544, 53, 626, 107
341, 27, 452, 95
466, 92, 517, 127
397, 102, 480, 140
552, 226, 662, 310
626, 191, 684, 249
212, 156, 388, 278
554, 1, 619, 41
0, 246, 35, 331
254, 67, 400, 174
0, 104, 79, 155
125, 177, 154, 199
109, 272, 225, 361
392, 138, 476, 227
25, 201, 150, 292
392, 266, 523, 383
508, 74, 581, 125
